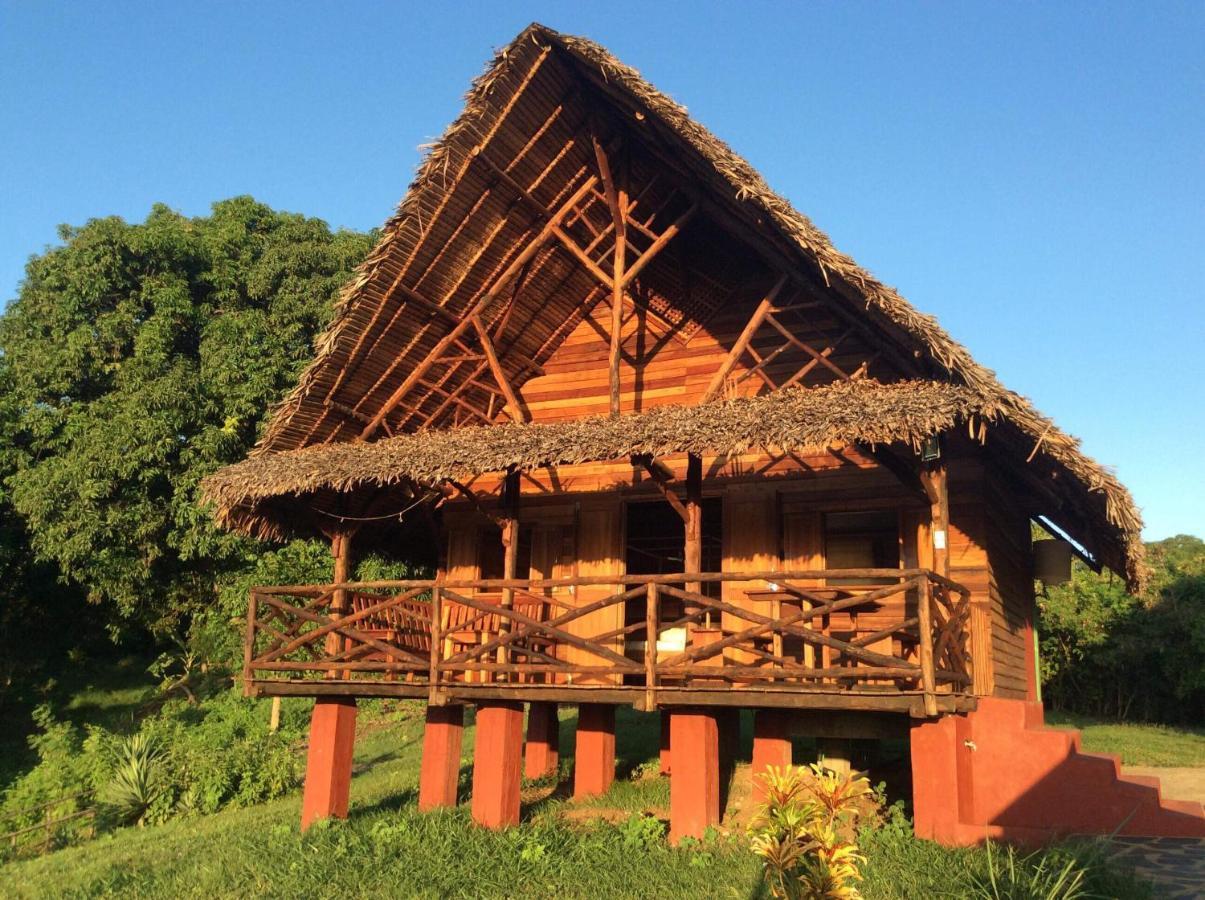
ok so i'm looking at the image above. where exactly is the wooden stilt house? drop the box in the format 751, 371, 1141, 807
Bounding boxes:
203, 25, 1203, 843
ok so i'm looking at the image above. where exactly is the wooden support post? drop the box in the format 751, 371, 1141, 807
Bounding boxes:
700, 275, 788, 403
525, 702, 560, 780
644, 583, 659, 711
243, 590, 259, 696
574, 703, 616, 799
498, 471, 520, 681
917, 577, 939, 718
751, 709, 792, 805
419, 704, 464, 811
471, 701, 524, 829
328, 531, 354, 680
594, 135, 627, 418
670, 708, 720, 843
300, 697, 357, 830
685, 454, 703, 598
473, 315, 527, 422
920, 462, 950, 580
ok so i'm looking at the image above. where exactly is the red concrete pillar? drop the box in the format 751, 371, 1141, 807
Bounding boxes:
659, 711, 671, 775
670, 708, 720, 843
471, 701, 524, 829
525, 702, 559, 780
419, 704, 464, 811
573, 703, 616, 799
751, 709, 792, 805
300, 697, 357, 831
909, 714, 962, 843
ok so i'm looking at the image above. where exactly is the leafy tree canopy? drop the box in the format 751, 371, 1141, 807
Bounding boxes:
0, 198, 375, 632
1038, 534, 1205, 724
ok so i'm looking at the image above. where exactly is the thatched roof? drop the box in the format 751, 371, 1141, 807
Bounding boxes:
205, 23, 1143, 588
206, 379, 989, 525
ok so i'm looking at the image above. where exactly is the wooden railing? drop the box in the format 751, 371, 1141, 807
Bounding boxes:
244, 570, 972, 713
0, 789, 96, 859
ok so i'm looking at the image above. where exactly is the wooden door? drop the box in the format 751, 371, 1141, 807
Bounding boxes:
721, 487, 779, 667
568, 497, 624, 684
781, 508, 823, 667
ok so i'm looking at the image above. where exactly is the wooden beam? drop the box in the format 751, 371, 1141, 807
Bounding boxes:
497, 470, 520, 677
700, 274, 788, 403
473, 315, 527, 422
593, 136, 627, 418
635, 455, 688, 522
323, 46, 553, 402
763, 313, 852, 381
551, 225, 614, 287
472, 147, 552, 219
359, 175, 599, 439
620, 202, 697, 289
864, 444, 929, 504
685, 453, 703, 598
919, 463, 950, 579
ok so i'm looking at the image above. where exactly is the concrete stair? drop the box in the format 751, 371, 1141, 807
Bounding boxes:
911, 698, 1205, 845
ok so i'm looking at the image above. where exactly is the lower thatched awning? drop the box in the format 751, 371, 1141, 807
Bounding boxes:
200, 378, 1143, 591
203, 379, 991, 510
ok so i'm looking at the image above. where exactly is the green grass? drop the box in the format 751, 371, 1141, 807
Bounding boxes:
1045, 711, 1205, 766
1, 701, 1156, 899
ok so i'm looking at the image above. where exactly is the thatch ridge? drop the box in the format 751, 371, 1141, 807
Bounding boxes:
236, 23, 1143, 586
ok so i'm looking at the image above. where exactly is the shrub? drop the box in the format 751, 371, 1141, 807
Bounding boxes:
101, 733, 165, 827
748, 764, 872, 900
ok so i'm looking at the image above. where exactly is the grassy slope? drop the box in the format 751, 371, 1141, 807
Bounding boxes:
1045, 711, 1205, 766
4, 703, 1154, 899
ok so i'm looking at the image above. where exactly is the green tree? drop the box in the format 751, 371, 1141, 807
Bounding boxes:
0, 198, 374, 633
1038, 535, 1205, 724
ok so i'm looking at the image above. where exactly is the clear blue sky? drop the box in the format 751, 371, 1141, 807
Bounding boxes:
2, 1, 1202, 540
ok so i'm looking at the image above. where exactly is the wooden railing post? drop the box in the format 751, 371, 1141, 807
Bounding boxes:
645, 582, 659, 711
243, 590, 258, 696
917, 575, 939, 717
429, 586, 443, 700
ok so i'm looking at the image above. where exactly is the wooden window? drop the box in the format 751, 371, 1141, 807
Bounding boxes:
824, 510, 900, 586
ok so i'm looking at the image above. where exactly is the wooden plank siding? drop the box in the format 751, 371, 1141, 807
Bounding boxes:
515, 291, 896, 423
983, 464, 1038, 700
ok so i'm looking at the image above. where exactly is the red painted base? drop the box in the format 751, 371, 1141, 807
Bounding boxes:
751, 709, 792, 806
419, 704, 464, 811
301, 697, 357, 831
574, 704, 616, 799
912, 698, 1205, 845
669, 708, 720, 844
525, 702, 559, 780
659, 711, 671, 775
472, 701, 525, 829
